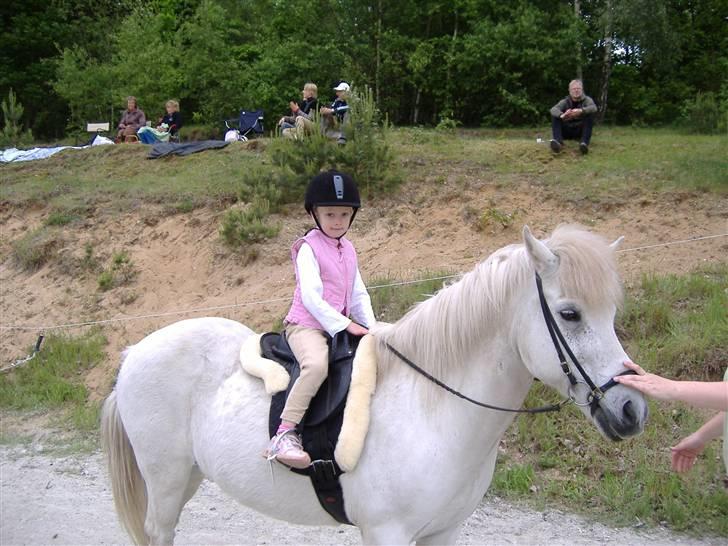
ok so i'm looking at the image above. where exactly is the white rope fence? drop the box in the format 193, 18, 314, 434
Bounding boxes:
1, 232, 725, 335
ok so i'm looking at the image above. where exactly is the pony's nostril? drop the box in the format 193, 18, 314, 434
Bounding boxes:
622, 400, 637, 427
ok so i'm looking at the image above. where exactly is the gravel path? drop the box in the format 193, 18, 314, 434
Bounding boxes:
1, 446, 722, 546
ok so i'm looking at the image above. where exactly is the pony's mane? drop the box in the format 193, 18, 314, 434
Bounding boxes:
375, 225, 622, 387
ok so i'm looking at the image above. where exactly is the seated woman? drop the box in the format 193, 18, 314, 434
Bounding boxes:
116, 96, 146, 143
138, 100, 182, 144
278, 83, 318, 140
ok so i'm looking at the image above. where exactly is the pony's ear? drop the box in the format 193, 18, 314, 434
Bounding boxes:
609, 236, 624, 251
523, 226, 559, 277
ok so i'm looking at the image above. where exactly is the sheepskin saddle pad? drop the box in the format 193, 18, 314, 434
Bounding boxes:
239, 331, 377, 473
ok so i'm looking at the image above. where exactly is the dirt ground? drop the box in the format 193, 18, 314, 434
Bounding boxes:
1, 444, 724, 546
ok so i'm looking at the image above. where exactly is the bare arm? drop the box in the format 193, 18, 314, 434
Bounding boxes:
615, 361, 728, 410
670, 412, 725, 473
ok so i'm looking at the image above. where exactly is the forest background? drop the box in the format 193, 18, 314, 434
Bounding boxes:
1, 0, 727, 142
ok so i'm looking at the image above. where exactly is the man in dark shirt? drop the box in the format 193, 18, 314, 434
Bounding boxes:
320, 81, 350, 144
549, 79, 597, 155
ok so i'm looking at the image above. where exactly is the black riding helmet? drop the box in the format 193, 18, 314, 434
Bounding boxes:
304, 170, 360, 237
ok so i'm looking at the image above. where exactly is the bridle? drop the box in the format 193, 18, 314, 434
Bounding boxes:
384, 272, 637, 414
534, 272, 636, 412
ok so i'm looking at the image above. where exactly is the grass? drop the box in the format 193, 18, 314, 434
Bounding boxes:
369, 271, 458, 323
11, 226, 62, 270
0, 330, 107, 437
96, 250, 138, 291
389, 126, 728, 203
2, 128, 725, 216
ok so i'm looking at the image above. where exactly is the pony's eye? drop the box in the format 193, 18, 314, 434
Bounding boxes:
559, 309, 581, 322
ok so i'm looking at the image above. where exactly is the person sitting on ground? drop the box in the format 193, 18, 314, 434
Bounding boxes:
116, 96, 146, 143
615, 361, 727, 475
549, 79, 597, 155
320, 81, 350, 143
137, 100, 183, 144
278, 83, 318, 140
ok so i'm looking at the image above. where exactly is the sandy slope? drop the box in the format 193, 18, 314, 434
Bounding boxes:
1, 176, 725, 396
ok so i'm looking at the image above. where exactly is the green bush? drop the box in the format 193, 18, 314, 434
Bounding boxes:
97, 250, 137, 291
679, 92, 725, 134
0, 89, 33, 147
220, 198, 280, 247
268, 86, 400, 197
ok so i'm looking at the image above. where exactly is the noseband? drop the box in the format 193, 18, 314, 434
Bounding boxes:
384, 273, 636, 414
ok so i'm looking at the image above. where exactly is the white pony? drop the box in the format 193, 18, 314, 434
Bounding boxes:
101, 225, 648, 545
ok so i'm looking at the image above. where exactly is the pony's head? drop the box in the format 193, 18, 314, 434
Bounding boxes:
518, 225, 648, 441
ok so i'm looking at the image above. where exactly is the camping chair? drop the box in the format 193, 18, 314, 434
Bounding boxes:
224, 109, 264, 141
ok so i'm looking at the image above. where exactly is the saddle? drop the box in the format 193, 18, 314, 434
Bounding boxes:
259, 330, 361, 525
263, 331, 357, 431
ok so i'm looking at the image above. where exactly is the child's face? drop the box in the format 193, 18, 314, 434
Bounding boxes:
314, 206, 354, 238
166, 105, 174, 113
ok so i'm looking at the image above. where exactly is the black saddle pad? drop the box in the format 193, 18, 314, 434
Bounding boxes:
262, 330, 360, 436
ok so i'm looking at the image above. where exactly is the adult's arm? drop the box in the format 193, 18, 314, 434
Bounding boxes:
580, 96, 598, 115
615, 362, 728, 410
550, 98, 568, 118
172, 112, 182, 130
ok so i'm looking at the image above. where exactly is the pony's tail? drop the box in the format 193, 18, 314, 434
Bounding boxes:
101, 391, 149, 545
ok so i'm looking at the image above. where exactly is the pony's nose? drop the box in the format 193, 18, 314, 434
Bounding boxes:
622, 400, 637, 429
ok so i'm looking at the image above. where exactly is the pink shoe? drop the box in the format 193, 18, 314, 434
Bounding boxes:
265, 429, 311, 469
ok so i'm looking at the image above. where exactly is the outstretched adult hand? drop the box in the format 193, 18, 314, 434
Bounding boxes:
614, 361, 679, 401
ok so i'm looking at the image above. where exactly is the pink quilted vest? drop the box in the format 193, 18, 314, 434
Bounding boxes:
284, 229, 358, 330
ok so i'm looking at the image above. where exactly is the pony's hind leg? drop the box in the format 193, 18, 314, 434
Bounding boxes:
141, 460, 203, 545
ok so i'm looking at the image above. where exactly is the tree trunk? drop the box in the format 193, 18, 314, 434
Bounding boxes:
412, 13, 432, 124
413, 89, 421, 124
574, 0, 582, 80
444, 9, 459, 118
375, 0, 382, 106
598, 0, 613, 123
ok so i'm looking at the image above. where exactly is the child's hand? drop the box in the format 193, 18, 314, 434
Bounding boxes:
346, 322, 369, 337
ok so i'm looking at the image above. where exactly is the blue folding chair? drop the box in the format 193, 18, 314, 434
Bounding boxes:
224, 109, 264, 141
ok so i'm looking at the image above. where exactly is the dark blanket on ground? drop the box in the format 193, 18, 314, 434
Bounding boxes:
147, 140, 229, 159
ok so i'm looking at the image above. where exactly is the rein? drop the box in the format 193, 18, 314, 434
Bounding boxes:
384, 272, 636, 414
384, 342, 569, 413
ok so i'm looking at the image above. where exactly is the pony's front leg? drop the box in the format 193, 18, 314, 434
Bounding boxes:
416, 525, 462, 545
360, 524, 414, 546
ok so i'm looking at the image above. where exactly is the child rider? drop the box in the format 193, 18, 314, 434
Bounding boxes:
266, 170, 376, 468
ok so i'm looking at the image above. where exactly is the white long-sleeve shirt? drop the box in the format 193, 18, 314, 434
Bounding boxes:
295, 242, 375, 336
